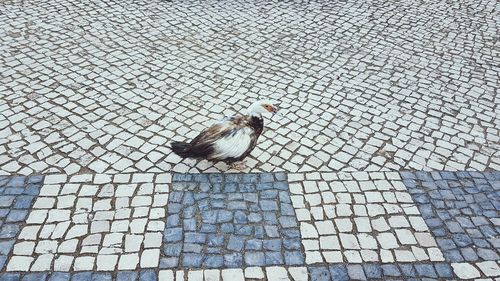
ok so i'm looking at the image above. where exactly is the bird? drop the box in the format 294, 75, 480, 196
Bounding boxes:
170, 100, 278, 169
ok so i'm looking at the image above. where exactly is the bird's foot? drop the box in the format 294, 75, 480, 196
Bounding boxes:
229, 161, 247, 171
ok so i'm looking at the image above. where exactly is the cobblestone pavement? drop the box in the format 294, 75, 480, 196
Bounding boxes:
1, 0, 499, 175
0, 172, 499, 280
162, 173, 305, 269
1, 0, 500, 279
402, 171, 500, 279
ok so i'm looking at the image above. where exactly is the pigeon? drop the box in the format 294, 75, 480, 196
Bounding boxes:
170, 100, 278, 169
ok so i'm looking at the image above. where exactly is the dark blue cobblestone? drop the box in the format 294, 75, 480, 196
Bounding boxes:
434, 263, 453, 278
265, 251, 283, 265
138, 270, 156, 281
92, 273, 112, 281
246, 239, 262, 250
22, 273, 48, 281
71, 272, 92, 281
329, 265, 349, 281
182, 253, 203, 267
283, 238, 301, 250
159, 257, 178, 268
364, 264, 382, 278
244, 252, 265, 266
0, 256, 7, 271
0, 273, 21, 281
284, 251, 304, 265
399, 264, 416, 277
116, 271, 138, 281
172, 174, 193, 182
415, 264, 437, 278
443, 249, 464, 262
260, 173, 274, 183
382, 264, 401, 276
309, 266, 331, 281
306, 263, 462, 280
204, 255, 224, 267
224, 253, 242, 267
48, 272, 70, 281
163, 172, 302, 268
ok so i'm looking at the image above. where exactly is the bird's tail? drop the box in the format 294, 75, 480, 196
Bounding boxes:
170, 141, 192, 158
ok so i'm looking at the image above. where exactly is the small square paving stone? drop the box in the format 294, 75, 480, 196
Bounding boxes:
347, 264, 367, 280
364, 264, 382, 278
381, 264, 401, 277
48, 272, 71, 281
309, 266, 331, 281
0, 176, 43, 271
0, 273, 21, 281
328, 265, 349, 281
162, 173, 304, 268
434, 263, 453, 278
23, 273, 48, 281
91, 273, 112, 281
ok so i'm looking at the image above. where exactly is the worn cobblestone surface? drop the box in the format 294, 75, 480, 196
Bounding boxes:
161, 173, 305, 269
403, 171, 500, 279
0, 172, 499, 279
1, 0, 499, 175
1, 0, 500, 278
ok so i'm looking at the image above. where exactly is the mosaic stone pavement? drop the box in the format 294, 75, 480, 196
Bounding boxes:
0, 172, 498, 280
162, 173, 305, 269
1, 0, 500, 279
0, 0, 499, 175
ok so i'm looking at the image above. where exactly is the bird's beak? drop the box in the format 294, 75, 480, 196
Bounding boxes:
272, 105, 279, 116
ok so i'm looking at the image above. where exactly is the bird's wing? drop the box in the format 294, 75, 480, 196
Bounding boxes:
210, 126, 254, 159
189, 115, 255, 160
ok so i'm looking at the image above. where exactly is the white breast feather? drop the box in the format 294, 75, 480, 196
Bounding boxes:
211, 128, 253, 159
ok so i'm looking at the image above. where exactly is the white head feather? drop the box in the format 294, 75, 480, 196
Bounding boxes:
247, 100, 278, 117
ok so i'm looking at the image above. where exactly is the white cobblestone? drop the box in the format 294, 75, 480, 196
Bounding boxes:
452, 263, 481, 279
0, 0, 496, 177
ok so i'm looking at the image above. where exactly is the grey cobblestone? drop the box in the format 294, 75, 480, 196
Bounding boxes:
162, 172, 304, 268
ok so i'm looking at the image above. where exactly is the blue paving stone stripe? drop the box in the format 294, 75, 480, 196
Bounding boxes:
0, 175, 43, 271
161, 172, 304, 269
308, 263, 456, 280
401, 171, 500, 264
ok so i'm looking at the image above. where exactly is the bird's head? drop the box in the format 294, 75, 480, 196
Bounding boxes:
247, 99, 278, 117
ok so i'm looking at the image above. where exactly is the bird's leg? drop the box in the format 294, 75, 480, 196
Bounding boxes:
229, 160, 247, 171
